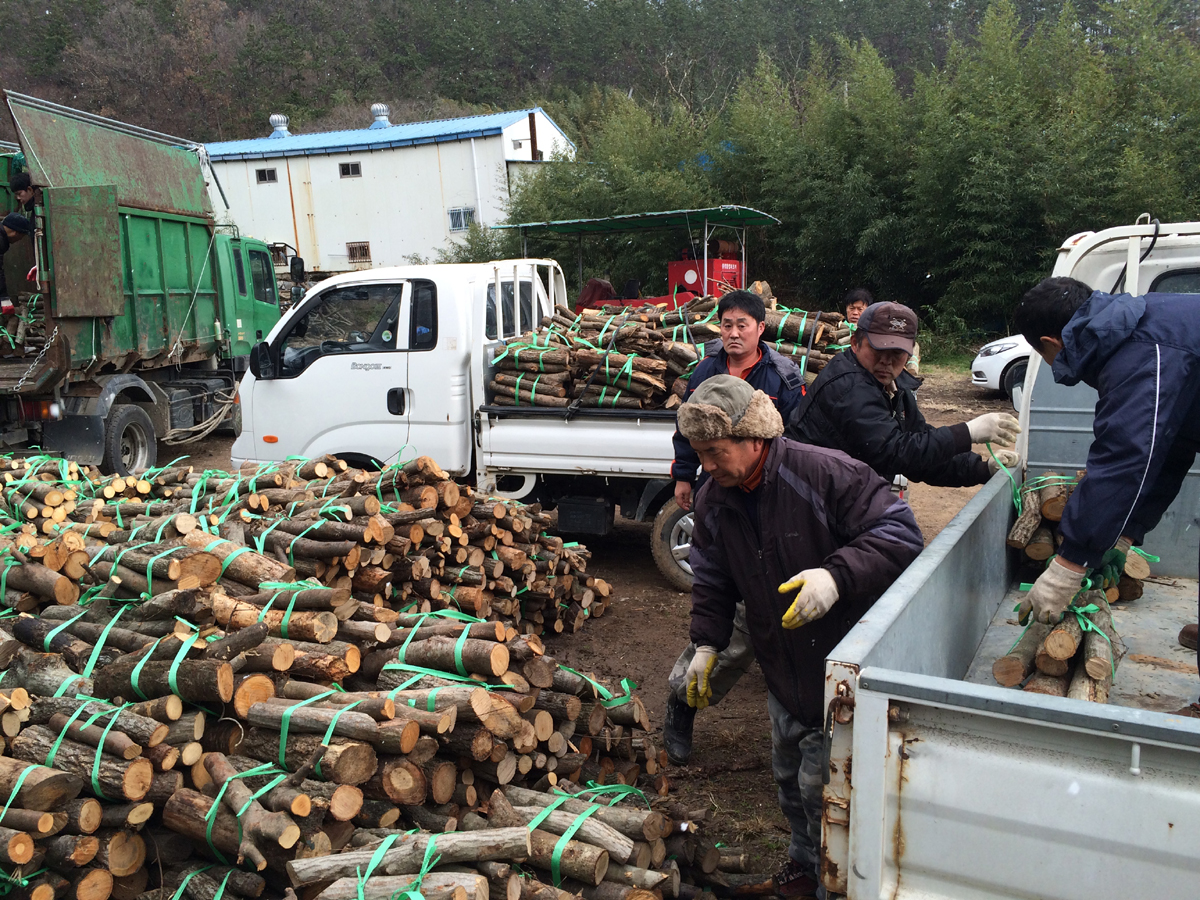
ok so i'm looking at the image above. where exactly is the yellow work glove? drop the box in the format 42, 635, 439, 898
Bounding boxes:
684, 646, 719, 709
779, 568, 839, 629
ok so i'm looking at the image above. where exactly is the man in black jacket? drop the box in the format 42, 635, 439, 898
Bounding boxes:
679, 375, 923, 897
787, 301, 1020, 486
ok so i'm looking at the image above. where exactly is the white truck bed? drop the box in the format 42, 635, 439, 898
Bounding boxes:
965, 580, 1199, 713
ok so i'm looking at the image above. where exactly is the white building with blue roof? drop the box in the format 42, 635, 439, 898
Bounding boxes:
204, 103, 574, 275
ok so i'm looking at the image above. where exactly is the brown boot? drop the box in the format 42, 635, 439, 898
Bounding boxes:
1179, 624, 1198, 652
1172, 702, 1200, 718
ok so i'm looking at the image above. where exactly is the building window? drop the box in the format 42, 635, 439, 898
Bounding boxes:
448, 207, 475, 233
340, 162, 362, 178
347, 242, 372, 263
256, 168, 277, 184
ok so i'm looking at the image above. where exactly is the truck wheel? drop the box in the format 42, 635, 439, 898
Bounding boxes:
651, 498, 695, 592
103, 404, 157, 476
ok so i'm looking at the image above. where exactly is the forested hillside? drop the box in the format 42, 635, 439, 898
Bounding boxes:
2, 0, 1198, 328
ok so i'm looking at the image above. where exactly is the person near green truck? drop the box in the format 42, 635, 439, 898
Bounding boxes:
676, 375, 923, 897
663, 288, 805, 764
0, 213, 32, 306
1014, 276, 1200, 717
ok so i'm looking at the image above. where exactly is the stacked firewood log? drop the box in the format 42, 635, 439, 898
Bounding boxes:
489, 296, 850, 411
0, 452, 758, 900
996, 470, 1144, 701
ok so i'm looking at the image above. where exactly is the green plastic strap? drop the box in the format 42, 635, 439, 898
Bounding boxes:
279, 692, 336, 767
167, 625, 199, 696
210, 870, 233, 900
452, 625, 471, 677
252, 518, 287, 555
315, 700, 364, 780
129, 636, 168, 701
0, 556, 19, 599
550, 804, 601, 886
44, 609, 89, 651
80, 607, 127, 678
1132, 547, 1161, 563
356, 833, 400, 900
45, 703, 97, 766
204, 761, 279, 863
52, 674, 84, 698
217, 543, 251, 575
1070, 603, 1118, 680
526, 794, 572, 832
237, 773, 289, 816
0, 764, 42, 821
567, 782, 652, 808
254, 592, 302, 643
144, 546, 182, 597
89, 706, 127, 799
286, 521, 326, 565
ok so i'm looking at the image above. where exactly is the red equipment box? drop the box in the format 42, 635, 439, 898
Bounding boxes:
667, 258, 743, 297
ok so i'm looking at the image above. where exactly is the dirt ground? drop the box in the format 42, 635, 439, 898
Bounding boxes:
178, 365, 1011, 876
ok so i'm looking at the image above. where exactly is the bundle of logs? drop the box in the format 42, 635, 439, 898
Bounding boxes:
0, 453, 611, 637
0, 452, 759, 900
488, 296, 850, 411
995, 470, 1146, 702
0, 292, 48, 358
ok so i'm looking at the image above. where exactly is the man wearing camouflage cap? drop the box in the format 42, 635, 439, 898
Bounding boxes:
678, 375, 923, 898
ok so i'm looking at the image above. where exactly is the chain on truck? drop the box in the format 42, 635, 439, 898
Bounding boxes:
0, 92, 282, 476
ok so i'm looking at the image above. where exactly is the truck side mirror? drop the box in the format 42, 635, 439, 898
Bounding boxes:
249, 341, 276, 380
290, 256, 306, 284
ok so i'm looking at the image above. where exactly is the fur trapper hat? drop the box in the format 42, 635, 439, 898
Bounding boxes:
677, 375, 783, 442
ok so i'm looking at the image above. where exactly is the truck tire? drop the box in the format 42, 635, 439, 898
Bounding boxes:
102, 404, 157, 476
651, 498, 695, 592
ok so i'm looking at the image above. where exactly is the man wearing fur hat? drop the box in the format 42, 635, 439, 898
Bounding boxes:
679, 375, 923, 898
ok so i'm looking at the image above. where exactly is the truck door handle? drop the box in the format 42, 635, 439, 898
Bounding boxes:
387, 388, 406, 416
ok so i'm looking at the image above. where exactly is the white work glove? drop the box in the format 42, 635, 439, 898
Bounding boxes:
778, 568, 840, 629
685, 646, 719, 709
1017, 557, 1084, 625
987, 449, 1021, 475
967, 412, 1021, 447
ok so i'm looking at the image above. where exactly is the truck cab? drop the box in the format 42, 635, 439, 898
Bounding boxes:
233, 260, 567, 474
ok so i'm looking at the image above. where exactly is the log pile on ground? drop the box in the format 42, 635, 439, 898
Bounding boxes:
997, 470, 1140, 701
489, 297, 850, 411
0, 452, 757, 900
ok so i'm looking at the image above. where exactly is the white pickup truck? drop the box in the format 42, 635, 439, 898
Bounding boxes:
231, 260, 692, 585
819, 219, 1200, 898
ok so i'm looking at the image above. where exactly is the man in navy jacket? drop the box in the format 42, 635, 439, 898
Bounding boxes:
1014, 277, 1200, 716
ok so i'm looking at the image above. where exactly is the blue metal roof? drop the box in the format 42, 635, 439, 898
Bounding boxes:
205, 107, 574, 161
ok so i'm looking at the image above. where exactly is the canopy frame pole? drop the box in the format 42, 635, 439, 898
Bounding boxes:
703, 216, 710, 296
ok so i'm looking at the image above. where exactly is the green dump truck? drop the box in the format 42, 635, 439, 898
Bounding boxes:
0, 92, 282, 474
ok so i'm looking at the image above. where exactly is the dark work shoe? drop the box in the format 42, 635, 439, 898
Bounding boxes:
1173, 702, 1200, 718
663, 695, 696, 765
773, 858, 819, 897
1179, 624, 1198, 652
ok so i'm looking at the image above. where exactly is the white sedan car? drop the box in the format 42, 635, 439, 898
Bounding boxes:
971, 335, 1032, 398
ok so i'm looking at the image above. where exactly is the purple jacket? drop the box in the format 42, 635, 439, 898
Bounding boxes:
689, 437, 923, 725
